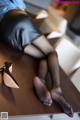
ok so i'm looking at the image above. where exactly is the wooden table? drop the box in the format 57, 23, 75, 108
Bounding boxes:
0, 42, 80, 116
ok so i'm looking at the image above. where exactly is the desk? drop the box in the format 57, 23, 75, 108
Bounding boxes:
0, 42, 80, 116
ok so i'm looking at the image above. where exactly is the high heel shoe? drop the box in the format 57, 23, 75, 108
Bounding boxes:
0, 62, 19, 88
4, 62, 12, 73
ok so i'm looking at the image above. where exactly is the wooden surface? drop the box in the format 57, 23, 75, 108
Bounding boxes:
0, 42, 80, 116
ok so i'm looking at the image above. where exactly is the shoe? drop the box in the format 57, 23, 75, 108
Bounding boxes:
0, 62, 19, 88
4, 62, 12, 73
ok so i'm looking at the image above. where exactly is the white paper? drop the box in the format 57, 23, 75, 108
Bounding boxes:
47, 31, 62, 39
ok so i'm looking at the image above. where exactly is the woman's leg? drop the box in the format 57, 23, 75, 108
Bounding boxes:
32, 35, 54, 55
37, 59, 48, 82
47, 51, 73, 117
47, 51, 60, 88
24, 44, 44, 58
33, 59, 52, 106
32, 34, 73, 117
24, 41, 53, 106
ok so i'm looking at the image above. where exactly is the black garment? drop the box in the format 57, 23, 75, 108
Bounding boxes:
0, 9, 42, 50
68, 12, 80, 35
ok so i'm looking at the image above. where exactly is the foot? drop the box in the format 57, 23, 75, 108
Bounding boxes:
51, 88, 73, 117
33, 77, 52, 106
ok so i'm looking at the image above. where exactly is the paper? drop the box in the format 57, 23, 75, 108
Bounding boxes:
47, 31, 62, 39
56, 37, 80, 75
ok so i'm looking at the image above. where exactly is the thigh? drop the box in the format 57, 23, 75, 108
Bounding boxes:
32, 35, 54, 55
24, 44, 44, 58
